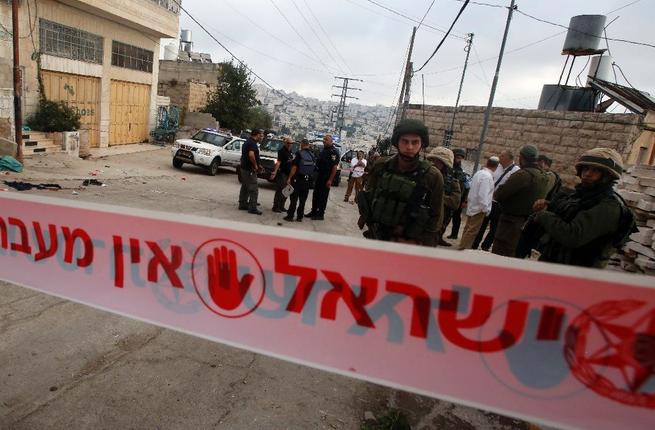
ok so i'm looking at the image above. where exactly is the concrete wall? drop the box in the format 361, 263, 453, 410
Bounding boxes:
159, 60, 222, 84
406, 104, 643, 186
157, 60, 222, 113
0, 0, 179, 147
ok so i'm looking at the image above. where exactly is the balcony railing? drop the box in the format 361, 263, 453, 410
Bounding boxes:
152, 0, 180, 14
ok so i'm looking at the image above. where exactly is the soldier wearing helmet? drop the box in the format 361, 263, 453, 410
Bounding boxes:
427, 146, 461, 246
530, 148, 636, 268
445, 147, 470, 241
357, 119, 444, 246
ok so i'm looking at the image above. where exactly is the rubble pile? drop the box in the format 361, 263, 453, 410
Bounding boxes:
613, 165, 655, 276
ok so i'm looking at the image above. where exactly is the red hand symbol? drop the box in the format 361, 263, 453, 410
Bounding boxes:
207, 246, 254, 311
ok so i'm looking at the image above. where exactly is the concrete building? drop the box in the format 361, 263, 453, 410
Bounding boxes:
0, 0, 180, 148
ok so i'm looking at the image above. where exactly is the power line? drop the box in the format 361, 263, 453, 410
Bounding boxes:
613, 63, 637, 89
267, 0, 337, 73
416, 0, 437, 31
303, 0, 354, 75
289, 0, 345, 74
223, 0, 327, 68
415, 0, 471, 72
453, 0, 505, 8
514, 8, 655, 49
362, 0, 467, 39
606, 0, 641, 15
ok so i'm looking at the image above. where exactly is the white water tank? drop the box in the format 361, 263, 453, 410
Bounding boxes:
586, 55, 613, 85
164, 43, 178, 61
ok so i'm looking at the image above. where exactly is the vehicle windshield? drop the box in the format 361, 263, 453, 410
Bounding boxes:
260, 139, 284, 152
191, 131, 230, 147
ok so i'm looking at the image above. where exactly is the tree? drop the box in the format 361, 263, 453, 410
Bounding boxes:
203, 61, 259, 131
247, 106, 273, 130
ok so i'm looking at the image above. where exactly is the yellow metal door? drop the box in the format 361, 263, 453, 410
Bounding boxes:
110, 80, 151, 145
42, 70, 100, 148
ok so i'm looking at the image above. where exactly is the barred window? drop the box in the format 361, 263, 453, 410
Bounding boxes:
111, 41, 154, 73
39, 19, 104, 64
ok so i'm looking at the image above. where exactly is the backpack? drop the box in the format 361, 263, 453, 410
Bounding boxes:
297, 149, 316, 176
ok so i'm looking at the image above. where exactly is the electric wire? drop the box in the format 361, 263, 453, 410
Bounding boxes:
289, 0, 346, 74
414, 0, 471, 72
416, 0, 437, 31
514, 8, 655, 49
606, 0, 641, 15
223, 0, 328, 68
453, 0, 505, 9
382, 39, 411, 135
267, 0, 337, 73
303, 0, 354, 75
612, 63, 637, 89
362, 0, 466, 39
574, 56, 591, 87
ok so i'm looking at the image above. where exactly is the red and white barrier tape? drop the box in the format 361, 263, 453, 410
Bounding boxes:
1, 193, 653, 429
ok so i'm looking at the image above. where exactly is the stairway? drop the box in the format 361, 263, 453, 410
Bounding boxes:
22, 132, 63, 156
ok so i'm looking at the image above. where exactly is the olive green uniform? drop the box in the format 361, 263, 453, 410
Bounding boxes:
535, 186, 623, 268
360, 155, 444, 247
492, 165, 550, 257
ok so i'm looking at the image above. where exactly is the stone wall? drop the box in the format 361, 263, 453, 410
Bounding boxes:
157, 80, 214, 114
406, 104, 643, 186
158, 60, 222, 84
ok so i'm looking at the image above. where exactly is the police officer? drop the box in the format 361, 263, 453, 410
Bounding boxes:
284, 139, 316, 222
426, 146, 461, 247
358, 119, 444, 246
529, 148, 635, 268
306, 134, 340, 221
238, 128, 264, 215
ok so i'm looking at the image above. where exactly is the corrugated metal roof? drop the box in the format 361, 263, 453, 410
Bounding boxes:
589, 78, 655, 115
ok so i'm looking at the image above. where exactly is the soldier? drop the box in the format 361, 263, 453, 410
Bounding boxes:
426, 146, 461, 247
537, 154, 563, 200
357, 119, 444, 246
492, 144, 550, 257
446, 148, 469, 240
529, 148, 635, 268
305, 134, 340, 221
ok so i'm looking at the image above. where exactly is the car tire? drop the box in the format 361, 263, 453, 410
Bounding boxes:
173, 158, 184, 169
207, 158, 221, 176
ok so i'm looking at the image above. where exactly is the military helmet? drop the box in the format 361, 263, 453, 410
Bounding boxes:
391, 119, 429, 148
426, 146, 454, 169
575, 148, 624, 180
452, 148, 466, 158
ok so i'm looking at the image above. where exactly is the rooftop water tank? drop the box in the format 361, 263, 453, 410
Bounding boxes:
538, 85, 598, 111
586, 55, 613, 86
180, 29, 192, 43
562, 15, 607, 55
163, 43, 178, 61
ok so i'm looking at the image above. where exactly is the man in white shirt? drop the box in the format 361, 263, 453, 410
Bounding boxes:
473, 150, 520, 250
344, 151, 367, 203
458, 156, 499, 250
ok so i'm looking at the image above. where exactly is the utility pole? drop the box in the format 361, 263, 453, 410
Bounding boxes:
331, 76, 362, 141
473, 0, 516, 172
443, 33, 474, 148
12, 0, 24, 163
397, 26, 417, 123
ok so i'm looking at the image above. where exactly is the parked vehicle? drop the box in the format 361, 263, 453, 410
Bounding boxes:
171, 128, 243, 176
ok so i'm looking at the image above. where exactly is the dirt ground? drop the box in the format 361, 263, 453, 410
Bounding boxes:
0, 147, 530, 429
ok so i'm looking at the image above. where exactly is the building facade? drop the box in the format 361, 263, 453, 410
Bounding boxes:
157, 59, 221, 115
0, 0, 180, 147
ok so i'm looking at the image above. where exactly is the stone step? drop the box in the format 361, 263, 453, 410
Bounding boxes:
23, 131, 49, 141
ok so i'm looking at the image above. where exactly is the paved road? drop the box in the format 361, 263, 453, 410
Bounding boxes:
0, 148, 528, 429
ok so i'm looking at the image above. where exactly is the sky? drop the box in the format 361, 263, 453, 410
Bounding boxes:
161, 0, 654, 111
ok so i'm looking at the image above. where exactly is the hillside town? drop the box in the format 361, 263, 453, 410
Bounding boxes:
1, 1, 655, 430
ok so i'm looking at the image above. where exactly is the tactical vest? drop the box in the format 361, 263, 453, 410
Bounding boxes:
297, 149, 316, 176
369, 160, 434, 241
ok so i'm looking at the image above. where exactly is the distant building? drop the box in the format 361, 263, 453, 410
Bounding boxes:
0, 0, 180, 147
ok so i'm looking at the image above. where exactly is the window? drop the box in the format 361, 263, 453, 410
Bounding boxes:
111, 41, 154, 73
39, 19, 103, 64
